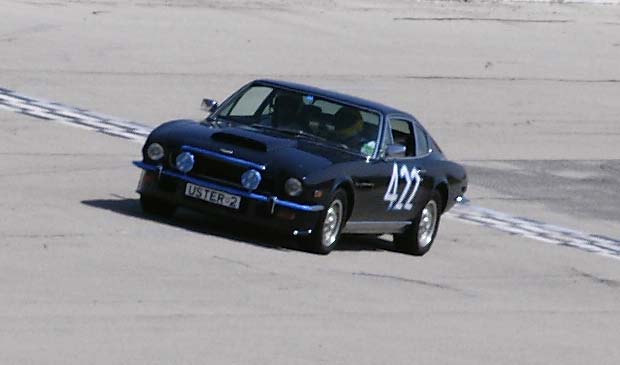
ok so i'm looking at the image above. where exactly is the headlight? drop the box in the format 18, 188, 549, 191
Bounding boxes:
175, 152, 195, 173
241, 169, 262, 191
284, 177, 303, 196
146, 143, 164, 161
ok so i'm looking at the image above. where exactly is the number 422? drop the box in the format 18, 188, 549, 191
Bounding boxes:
383, 163, 422, 211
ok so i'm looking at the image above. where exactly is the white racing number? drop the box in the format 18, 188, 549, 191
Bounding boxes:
383, 163, 422, 211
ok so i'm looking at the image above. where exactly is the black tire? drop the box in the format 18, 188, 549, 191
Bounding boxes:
302, 189, 348, 255
139, 195, 176, 217
394, 191, 443, 256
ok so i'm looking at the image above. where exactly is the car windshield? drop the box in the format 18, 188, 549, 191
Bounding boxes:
213, 85, 381, 157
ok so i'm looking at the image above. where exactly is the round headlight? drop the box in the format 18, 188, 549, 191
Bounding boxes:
241, 169, 261, 191
284, 177, 303, 196
146, 143, 164, 161
175, 152, 195, 173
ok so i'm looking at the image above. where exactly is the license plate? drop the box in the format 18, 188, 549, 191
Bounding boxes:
184, 183, 241, 210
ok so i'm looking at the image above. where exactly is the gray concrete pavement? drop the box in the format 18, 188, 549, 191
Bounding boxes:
1, 1, 620, 364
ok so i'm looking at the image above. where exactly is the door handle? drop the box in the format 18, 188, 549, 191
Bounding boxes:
355, 182, 375, 189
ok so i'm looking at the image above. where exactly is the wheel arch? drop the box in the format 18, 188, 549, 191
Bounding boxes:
434, 180, 449, 214
332, 177, 355, 222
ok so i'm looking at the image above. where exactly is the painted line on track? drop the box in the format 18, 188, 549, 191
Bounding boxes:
1, 87, 619, 260
448, 204, 620, 260
0, 87, 152, 143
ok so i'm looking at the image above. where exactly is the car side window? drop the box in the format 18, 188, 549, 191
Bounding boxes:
414, 124, 430, 156
388, 118, 415, 157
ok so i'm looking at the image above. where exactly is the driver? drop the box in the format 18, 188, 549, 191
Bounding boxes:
333, 107, 376, 156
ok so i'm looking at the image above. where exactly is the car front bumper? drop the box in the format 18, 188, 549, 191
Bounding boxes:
133, 161, 324, 235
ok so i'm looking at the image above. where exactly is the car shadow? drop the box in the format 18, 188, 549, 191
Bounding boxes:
81, 196, 397, 254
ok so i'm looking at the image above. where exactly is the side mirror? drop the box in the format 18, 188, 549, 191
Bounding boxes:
201, 98, 219, 113
385, 144, 407, 158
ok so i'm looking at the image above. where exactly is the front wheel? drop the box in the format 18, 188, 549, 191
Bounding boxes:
302, 189, 348, 255
394, 191, 442, 256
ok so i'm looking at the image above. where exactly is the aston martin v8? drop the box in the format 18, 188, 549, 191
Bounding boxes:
134, 79, 467, 254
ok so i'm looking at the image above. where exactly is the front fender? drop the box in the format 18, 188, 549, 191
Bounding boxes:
331, 176, 355, 221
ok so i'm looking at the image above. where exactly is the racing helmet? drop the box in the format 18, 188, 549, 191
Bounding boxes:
334, 107, 364, 139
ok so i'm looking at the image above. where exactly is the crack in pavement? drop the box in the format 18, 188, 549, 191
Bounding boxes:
394, 17, 574, 23
211, 255, 281, 277
1, 233, 87, 239
352, 271, 462, 291
0, 70, 618, 84
0, 165, 129, 178
0, 152, 132, 157
401, 75, 620, 83
211, 255, 254, 269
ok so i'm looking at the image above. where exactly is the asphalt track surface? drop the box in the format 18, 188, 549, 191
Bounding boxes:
2, 1, 620, 364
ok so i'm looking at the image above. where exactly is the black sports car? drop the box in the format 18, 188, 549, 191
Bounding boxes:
134, 79, 467, 255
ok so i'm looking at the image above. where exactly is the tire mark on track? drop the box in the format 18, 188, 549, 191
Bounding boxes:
2, 87, 619, 261
571, 268, 620, 288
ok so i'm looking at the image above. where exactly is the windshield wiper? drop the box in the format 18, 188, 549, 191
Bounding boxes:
249, 124, 314, 138
203, 115, 238, 128
250, 124, 349, 149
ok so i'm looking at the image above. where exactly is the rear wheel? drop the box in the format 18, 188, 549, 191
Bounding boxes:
394, 191, 442, 256
139, 195, 176, 217
303, 189, 347, 254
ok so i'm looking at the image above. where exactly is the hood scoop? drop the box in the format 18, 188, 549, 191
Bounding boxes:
211, 128, 297, 152
212, 132, 267, 152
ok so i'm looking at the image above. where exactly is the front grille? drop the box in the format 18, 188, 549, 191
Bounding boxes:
193, 155, 246, 187
170, 148, 274, 193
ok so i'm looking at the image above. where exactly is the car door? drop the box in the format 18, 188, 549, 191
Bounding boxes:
376, 116, 434, 222
343, 115, 438, 237
345, 115, 394, 223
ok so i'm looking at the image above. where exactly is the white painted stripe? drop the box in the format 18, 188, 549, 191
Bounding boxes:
0, 88, 153, 143
447, 203, 620, 260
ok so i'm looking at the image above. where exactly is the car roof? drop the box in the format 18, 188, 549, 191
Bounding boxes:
253, 79, 413, 117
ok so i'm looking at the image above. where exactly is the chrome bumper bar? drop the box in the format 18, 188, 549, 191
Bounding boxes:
133, 161, 324, 213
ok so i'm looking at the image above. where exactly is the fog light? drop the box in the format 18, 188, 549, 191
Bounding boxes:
241, 169, 261, 190
175, 152, 195, 173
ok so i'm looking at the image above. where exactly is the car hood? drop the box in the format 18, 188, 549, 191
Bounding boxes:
147, 119, 362, 177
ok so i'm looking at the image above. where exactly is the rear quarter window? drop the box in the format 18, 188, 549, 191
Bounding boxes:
414, 125, 430, 156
